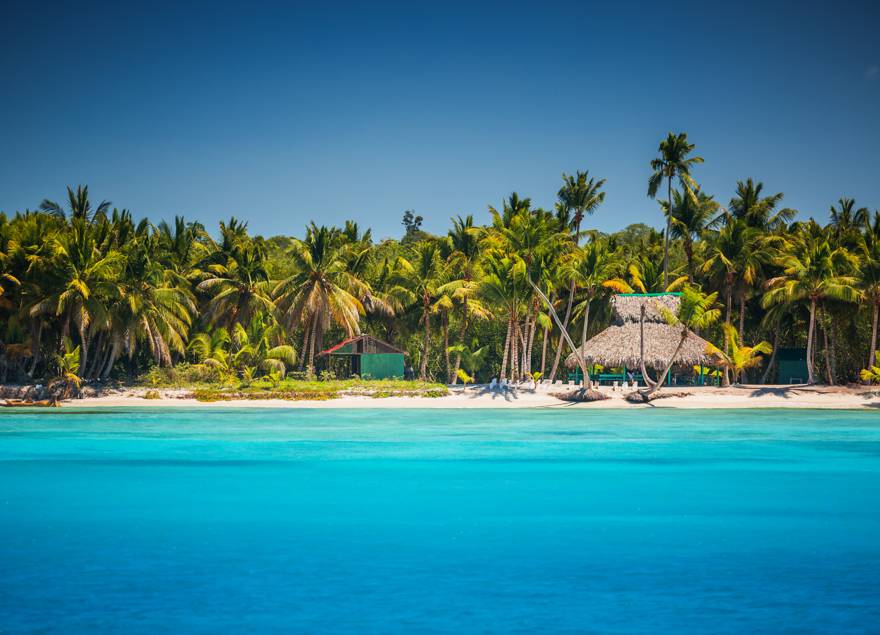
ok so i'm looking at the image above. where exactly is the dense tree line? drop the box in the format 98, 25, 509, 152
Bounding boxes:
1, 133, 878, 387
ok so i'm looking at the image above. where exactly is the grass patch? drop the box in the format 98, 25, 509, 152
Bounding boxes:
172, 378, 448, 401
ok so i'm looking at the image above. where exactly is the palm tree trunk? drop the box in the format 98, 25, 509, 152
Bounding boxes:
527, 302, 538, 375
645, 328, 688, 396
549, 280, 575, 380
737, 296, 747, 383
307, 317, 318, 373
806, 299, 817, 384
78, 323, 88, 379
27, 320, 43, 378
299, 318, 312, 371
821, 318, 833, 385
870, 303, 879, 369
451, 298, 468, 385
663, 176, 671, 289
723, 281, 733, 386
827, 310, 839, 383
580, 298, 591, 349
510, 319, 519, 381
420, 304, 430, 381
685, 239, 694, 282
638, 305, 658, 388
539, 292, 554, 377
442, 311, 451, 384
101, 341, 119, 379
540, 325, 549, 377
760, 324, 781, 384
499, 314, 512, 380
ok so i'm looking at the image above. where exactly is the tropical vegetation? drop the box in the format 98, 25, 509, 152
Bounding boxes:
1, 135, 878, 389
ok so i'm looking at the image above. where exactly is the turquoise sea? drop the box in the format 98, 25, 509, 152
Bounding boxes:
1, 407, 879, 633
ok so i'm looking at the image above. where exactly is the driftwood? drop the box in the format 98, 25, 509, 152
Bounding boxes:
1, 398, 60, 407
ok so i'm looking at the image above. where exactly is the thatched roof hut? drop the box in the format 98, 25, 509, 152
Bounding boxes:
565, 293, 714, 370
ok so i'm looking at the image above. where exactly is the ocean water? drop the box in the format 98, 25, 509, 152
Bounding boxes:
1, 408, 879, 634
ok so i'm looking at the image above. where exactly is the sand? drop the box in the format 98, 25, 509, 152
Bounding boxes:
56, 384, 880, 410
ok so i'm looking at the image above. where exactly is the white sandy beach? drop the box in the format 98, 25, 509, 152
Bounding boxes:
58, 384, 880, 410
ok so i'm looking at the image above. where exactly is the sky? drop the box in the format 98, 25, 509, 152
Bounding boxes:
2, 0, 878, 239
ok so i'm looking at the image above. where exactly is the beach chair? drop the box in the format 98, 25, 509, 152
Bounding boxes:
489, 378, 498, 390
500, 379, 509, 391
613, 381, 619, 391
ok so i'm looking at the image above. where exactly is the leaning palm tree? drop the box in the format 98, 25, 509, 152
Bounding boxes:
763, 224, 860, 384
641, 286, 721, 396
647, 132, 704, 287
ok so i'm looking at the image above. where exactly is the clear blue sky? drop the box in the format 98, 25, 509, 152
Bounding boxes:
2, 0, 878, 239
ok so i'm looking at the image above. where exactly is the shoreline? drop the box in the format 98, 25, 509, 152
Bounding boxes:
46, 384, 880, 410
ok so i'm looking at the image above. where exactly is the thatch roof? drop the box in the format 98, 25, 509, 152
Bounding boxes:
611, 293, 681, 324
565, 321, 713, 369
565, 293, 714, 370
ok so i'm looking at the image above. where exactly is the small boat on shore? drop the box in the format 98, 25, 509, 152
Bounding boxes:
0, 398, 60, 408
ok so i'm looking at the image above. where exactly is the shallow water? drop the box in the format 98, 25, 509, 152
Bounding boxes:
1, 408, 879, 633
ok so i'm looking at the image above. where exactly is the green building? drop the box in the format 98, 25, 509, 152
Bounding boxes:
775, 348, 808, 384
317, 334, 406, 380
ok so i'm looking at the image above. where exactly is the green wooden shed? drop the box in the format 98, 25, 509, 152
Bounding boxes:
316, 334, 406, 379
774, 348, 808, 384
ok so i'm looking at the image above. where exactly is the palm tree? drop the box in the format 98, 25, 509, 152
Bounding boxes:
605, 258, 688, 295
389, 241, 446, 380
642, 286, 721, 396
647, 133, 704, 287
114, 238, 196, 374
859, 212, 880, 368
228, 318, 297, 378
706, 323, 773, 385
568, 239, 619, 350
479, 251, 526, 381
446, 215, 486, 383
198, 238, 275, 330
556, 171, 606, 244
727, 179, 794, 231
40, 185, 111, 222
702, 216, 774, 338
31, 220, 123, 376
663, 188, 719, 280
547, 173, 605, 380
763, 224, 860, 384
829, 197, 870, 249
274, 224, 365, 371
188, 328, 232, 370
